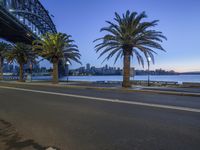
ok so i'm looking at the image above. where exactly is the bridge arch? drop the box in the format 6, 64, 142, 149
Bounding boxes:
0, 0, 56, 43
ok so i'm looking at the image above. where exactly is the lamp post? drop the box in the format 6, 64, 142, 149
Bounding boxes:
29, 62, 33, 82
66, 61, 70, 82
0, 57, 3, 81
147, 57, 151, 86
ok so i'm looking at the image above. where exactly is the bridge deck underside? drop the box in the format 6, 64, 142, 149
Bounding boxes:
0, 7, 37, 44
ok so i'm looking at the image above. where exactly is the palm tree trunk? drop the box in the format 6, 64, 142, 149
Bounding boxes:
19, 63, 24, 82
0, 56, 3, 80
122, 53, 131, 88
53, 61, 59, 84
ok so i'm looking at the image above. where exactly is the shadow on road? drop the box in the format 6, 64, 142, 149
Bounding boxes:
0, 119, 59, 150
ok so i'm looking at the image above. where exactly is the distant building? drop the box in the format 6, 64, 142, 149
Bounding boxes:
68, 63, 178, 76
86, 63, 90, 71
130, 67, 135, 77
3, 63, 14, 73
40, 67, 47, 73
105, 64, 108, 70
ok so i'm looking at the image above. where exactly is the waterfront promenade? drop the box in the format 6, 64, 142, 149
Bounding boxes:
0, 82, 200, 150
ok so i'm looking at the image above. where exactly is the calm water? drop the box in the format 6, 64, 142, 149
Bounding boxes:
48, 75, 200, 83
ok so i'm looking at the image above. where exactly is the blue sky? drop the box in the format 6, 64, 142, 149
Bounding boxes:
40, 0, 200, 72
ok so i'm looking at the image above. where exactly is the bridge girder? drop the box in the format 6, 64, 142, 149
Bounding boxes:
0, 0, 56, 43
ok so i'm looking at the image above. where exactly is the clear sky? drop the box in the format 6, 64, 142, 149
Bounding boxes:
40, 0, 200, 72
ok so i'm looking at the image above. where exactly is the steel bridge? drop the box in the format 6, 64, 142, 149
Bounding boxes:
0, 0, 57, 44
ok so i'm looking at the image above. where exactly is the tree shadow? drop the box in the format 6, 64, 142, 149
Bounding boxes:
0, 119, 60, 150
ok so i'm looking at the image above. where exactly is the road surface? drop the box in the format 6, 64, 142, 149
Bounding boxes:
0, 82, 199, 150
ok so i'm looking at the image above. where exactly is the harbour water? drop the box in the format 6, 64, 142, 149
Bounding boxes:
33, 75, 200, 84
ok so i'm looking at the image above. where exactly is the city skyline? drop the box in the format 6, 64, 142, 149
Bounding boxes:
2, 61, 185, 73
40, 0, 200, 72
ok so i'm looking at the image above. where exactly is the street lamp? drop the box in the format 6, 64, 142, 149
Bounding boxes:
29, 62, 33, 82
66, 61, 70, 82
147, 57, 151, 86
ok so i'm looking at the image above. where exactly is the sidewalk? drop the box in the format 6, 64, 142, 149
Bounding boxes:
137, 87, 200, 93
60, 81, 200, 96
0, 80, 200, 97
133, 86, 200, 93
131, 86, 200, 97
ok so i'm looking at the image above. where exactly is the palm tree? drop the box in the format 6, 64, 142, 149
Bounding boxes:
0, 42, 12, 80
33, 33, 81, 84
6, 43, 34, 82
94, 10, 167, 88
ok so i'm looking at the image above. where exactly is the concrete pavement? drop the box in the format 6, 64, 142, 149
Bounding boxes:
1, 80, 200, 97
0, 82, 200, 150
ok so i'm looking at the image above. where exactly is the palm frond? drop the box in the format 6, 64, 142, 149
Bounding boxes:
94, 10, 166, 66
33, 32, 81, 64
6, 43, 35, 65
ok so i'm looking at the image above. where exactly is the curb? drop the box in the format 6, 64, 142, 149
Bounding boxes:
0, 81, 200, 97
128, 89, 200, 97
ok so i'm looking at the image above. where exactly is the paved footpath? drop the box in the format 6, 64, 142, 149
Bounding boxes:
0, 82, 200, 150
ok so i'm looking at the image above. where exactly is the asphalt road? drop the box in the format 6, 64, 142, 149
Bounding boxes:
0, 82, 200, 150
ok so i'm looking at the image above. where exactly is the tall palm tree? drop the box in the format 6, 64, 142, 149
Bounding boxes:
33, 33, 81, 84
0, 42, 12, 80
94, 10, 167, 88
6, 43, 34, 82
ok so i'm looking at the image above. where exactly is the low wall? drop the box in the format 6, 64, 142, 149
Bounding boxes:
131, 80, 179, 86
182, 82, 200, 87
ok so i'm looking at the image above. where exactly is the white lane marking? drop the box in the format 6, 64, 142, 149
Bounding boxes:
0, 85, 200, 113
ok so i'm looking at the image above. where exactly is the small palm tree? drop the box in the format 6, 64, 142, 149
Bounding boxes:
0, 42, 12, 80
94, 10, 167, 88
6, 43, 34, 82
33, 33, 81, 84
